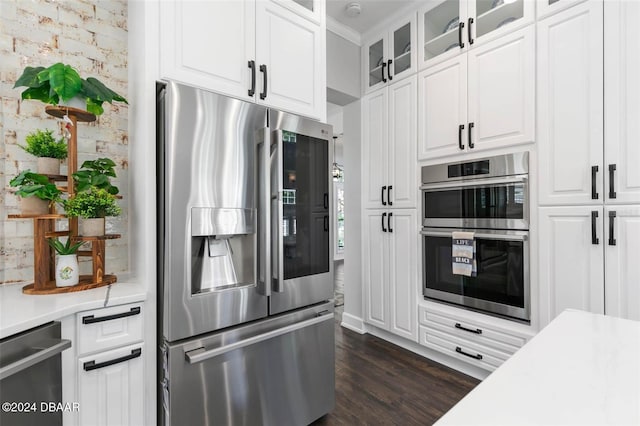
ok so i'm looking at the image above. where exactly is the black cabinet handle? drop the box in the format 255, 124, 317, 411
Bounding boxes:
609, 164, 617, 199
591, 211, 599, 245
387, 59, 393, 80
388, 185, 393, 206
468, 18, 474, 45
82, 306, 141, 324
455, 323, 482, 334
381, 61, 387, 83
458, 22, 465, 48
458, 124, 465, 150
381, 186, 387, 206
591, 165, 599, 199
248, 60, 256, 97
323, 193, 328, 209
259, 64, 267, 100
388, 212, 393, 233
456, 346, 482, 360
324, 215, 329, 232
608, 211, 616, 246
468, 122, 475, 149
381, 212, 387, 232
83, 348, 142, 371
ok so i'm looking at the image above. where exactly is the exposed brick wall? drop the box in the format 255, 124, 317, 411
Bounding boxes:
0, 0, 129, 284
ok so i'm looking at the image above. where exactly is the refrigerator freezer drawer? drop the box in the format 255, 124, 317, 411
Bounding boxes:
162, 302, 335, 426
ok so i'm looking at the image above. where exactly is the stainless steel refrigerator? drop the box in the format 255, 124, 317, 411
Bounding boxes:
156, 81, 335, 426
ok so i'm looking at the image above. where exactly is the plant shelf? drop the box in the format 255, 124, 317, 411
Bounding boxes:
8, 214, 66, 219
73, 234, 121, 241
45, 105, 96, 123
22, 275, 117, 295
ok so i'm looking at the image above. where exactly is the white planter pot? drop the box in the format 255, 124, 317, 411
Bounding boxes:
59, 96, 86, 111
37, 157, 61, 175
80, 217, 105, 236
55, 254, 79, 287
20, 196, 49, 215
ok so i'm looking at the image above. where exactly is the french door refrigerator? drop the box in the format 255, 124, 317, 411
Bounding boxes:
157, 81, 334, 426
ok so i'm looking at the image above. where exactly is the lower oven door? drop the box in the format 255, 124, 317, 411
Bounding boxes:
421, 228, 530, 321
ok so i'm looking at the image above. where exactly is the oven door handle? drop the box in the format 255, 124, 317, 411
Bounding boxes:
420, 230, 528, 242
0, 338, 71, 380
420, 175, 528, 191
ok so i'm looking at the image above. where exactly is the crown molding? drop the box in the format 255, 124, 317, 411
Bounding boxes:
326, 15, 362, 46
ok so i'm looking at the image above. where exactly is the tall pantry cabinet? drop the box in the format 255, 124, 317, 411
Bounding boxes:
538, 0, 640, 326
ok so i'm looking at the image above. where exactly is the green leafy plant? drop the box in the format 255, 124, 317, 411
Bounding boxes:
9, 170, 62, 202
20, 129, 67, 159
47, 237, 85, 255
13, 63, 128, 116
64, 188, 121, 219
72, 157, 119, 195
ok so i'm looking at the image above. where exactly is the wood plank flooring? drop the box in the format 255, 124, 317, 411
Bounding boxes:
312, 309, 479, 426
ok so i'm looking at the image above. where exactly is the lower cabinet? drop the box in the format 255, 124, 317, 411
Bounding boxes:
363, 209, 418, 341
539, 205, 640, 326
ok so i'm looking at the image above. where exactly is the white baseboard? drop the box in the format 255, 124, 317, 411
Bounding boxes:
340, 313, 366, 334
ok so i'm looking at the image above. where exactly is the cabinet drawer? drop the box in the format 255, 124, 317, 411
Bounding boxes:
419, 305, 527, 355
76, 303, 143, 356
419, 325, 507, 371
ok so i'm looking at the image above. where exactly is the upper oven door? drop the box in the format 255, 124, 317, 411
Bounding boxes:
421, 175, 529, 230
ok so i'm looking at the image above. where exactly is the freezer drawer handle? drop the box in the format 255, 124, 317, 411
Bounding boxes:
185, 312, 334, 364
455, 323, 482, 335
456, 346, 483, 360
82, 306, 141, 324
0, 339, 71, 380
83, 348, 142, 371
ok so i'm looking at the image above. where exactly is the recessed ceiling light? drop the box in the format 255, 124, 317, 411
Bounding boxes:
345, 2, 361, 18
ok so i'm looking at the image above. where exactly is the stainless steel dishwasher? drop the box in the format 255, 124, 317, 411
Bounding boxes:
0, 322, 71, 426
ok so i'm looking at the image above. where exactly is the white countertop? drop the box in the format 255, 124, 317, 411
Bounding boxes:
437, 309, 640, 426
0, 276, 147, 339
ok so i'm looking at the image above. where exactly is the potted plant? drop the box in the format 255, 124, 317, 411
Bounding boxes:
20, 129, 67, 175
13, 62, 128, 115
64, 188, 121, 236
9, 170, 62, 215
47, 238, 85, 287
72, 157, 120, 195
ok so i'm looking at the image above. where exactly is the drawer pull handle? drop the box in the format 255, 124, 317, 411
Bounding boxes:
82, 306, 141, 324
83, 348, 142, 371
455, 323, 482, 334
456, 346, 483, 360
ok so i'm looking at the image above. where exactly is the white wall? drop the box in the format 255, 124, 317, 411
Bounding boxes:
326, 31, 360, 105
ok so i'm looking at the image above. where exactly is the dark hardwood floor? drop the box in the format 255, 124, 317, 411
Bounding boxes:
312, 308, 479, 426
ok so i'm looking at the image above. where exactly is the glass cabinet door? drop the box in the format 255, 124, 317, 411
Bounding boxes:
420, 0, 465, 68
536, 0, 587, 20
389, 15, 417, 81
469, 0, 530, 42
367, 38, 386, 91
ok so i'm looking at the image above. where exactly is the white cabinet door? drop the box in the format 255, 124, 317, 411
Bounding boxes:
362, 89, 389, 209
538, 207, 604, 327
160, 0, 256, 101
387, 210, 418, 341
467, 25, 534, 152
467, 0, 535, 46
256, 0, 324, 120
604, 0, 640, 205
78, 343, 144, 426
537, 0, 588, 21
363, 210, 388, 330
387, 13, 417, 83
418, 55, 467, 160
388, 75, 417, 209
363, 33, 388, 94
537, 1, 603, 206
418, 0, 468, 70
605, 206, 640, 321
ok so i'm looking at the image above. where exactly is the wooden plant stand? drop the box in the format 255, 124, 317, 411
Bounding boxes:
9, 106, 120, 295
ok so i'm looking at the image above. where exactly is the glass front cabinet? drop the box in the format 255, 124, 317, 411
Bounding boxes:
418, 0, 534, 69
363, 14, 417, 94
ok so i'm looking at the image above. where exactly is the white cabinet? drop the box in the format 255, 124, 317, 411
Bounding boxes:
75, 303, 145, 426
363, 75, 417, 209
363, 13, 417, 94
537, 1, 603, 206
418, 25, 534, 160
160, 0, 325, 120
417, 0, 534, 70
604, 0, 640, 205
537, 0, 587, 21
363, 209, 418, 341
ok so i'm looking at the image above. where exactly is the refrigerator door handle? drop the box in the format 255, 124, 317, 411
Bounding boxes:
258, 127, 271, 296
271, 130, 285, 293
184, 312, 334, 364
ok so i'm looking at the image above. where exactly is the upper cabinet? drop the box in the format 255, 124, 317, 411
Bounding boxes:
537, 0, 587, 21
160, 0, 326, 121
418, 0, 534, 70
363, 14, 417, 94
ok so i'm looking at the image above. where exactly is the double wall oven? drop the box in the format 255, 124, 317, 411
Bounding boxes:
421, 153, 530, 321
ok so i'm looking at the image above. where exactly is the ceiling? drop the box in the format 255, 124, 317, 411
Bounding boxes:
326, 0, 419, 35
